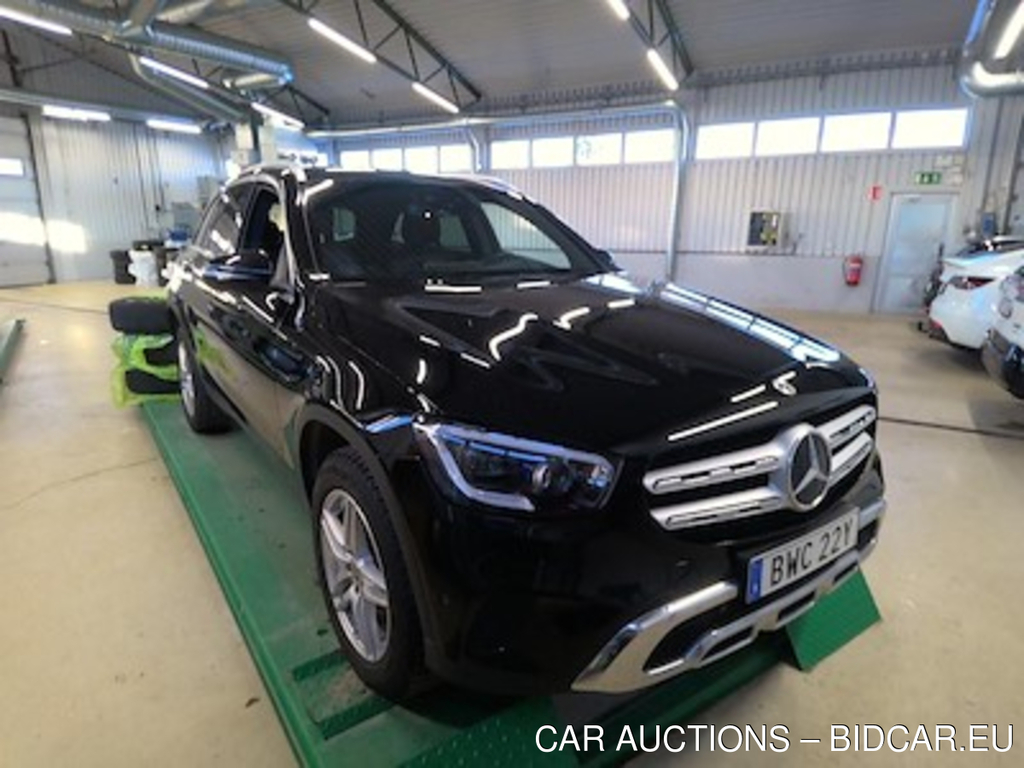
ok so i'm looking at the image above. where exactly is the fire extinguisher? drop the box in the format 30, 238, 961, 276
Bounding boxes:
843, 255, 864, 286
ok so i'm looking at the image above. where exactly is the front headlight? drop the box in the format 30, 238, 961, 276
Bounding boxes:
414, 422, 616, 512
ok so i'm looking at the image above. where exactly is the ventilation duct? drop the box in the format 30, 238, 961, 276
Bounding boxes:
156, 0, 215, 26
961, 0, 1024, 96
129, 53, 244, 122
0, 0, 292, 83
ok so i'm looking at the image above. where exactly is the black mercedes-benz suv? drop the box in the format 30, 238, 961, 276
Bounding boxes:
168, 165, 885, 699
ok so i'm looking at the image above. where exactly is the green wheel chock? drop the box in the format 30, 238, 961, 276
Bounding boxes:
0, 317, 25, 384
785, 571, 880, 670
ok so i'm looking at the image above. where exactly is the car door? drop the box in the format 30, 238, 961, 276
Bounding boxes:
182, 183, 254, 411
218, 182, 310, 454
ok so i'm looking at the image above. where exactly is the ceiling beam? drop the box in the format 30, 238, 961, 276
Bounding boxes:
626, 0, 693, 82
276, 0, 482, 110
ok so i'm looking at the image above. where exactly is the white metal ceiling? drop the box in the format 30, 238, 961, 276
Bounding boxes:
0, 0, 978, 125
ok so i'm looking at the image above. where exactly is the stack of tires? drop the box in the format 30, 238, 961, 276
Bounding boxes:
108, 297, 179, 406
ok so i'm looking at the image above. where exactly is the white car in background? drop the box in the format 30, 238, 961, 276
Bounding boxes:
928, 247, 1024, 349
982, 267, 1024, 399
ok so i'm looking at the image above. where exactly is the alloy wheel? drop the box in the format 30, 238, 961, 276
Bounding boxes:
178, 341, 196, 417
320, 488, 391, 662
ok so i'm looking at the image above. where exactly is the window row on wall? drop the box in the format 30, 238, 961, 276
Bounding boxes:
694, 107, 970, 160
0, 157, 26, 176
339, 144, 474, 174
337, 128, 678, 174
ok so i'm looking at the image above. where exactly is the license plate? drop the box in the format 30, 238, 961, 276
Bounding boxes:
745, 511, 859, 603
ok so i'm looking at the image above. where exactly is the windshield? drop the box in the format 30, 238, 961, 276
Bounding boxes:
306, 179, 603, 282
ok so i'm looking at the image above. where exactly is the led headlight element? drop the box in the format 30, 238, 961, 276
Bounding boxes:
415, 423, 616, 512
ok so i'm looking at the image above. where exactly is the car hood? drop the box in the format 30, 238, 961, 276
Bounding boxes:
315, 274, 867, 451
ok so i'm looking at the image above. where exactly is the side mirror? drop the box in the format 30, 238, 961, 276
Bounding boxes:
202, 250, 274, 282
594, 248, 621, 272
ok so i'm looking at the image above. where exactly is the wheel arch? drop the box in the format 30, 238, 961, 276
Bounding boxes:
295, 403, 441, 660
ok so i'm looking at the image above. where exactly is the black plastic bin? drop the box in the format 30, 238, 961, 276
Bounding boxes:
110, 249, 135, 285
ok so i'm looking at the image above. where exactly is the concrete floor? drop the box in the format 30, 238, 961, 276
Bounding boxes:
1, 283, 1021, 766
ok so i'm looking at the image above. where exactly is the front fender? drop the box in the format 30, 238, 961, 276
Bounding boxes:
291, 402, 441, 664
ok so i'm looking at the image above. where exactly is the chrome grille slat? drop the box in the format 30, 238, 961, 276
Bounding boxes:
650, 488, 786, 529
643, 444, 784, 495
645, 403, 877, 530
828, 432, 874, 488
819, 405, 877, 449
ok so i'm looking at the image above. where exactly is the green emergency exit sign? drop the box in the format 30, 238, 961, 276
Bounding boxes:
914, 171, 943, 185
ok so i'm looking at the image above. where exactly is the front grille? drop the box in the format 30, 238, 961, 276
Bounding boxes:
644, 404, 876, 531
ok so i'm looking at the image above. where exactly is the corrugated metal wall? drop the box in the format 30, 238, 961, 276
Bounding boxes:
491, 113, 675, 281
329, 111, 679, 281
675, 61, 1024, 311
0, 115, 49, 286
31, 117, 222, 281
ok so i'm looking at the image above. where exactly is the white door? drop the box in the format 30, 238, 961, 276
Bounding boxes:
0, 116, 50, 287
874, 193, 954, 313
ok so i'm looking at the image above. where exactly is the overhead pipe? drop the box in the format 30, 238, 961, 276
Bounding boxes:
129, 52, 244, 122
124, 0, 167, 34
0, 82, 195, 122
960, 0, 1024, 97
221, 71, 284, 91
156, 0, 216, 25
308, 99, 683, 138
0, 0, 292, 83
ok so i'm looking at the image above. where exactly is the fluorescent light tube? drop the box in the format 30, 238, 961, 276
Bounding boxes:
994, 2, 1024, 59
139, 56, 210, 90
412, 82, 459, 114
251, 102, 305, 130
605, 0, 630, 21
0, 7, 72, 36
146, 118, 202, 135
308, 17, 377, 64
42, 104, 111, 122
646, 48, 679, 91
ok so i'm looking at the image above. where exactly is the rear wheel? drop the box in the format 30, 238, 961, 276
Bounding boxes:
313, 448, 425, 700
177, 336, 231, 433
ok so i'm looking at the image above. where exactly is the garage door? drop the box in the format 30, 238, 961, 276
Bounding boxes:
0, 116, 49, 287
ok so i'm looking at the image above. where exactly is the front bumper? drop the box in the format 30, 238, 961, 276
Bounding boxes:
393, 448, 885, 695
981, 330, 1024, 398
572, 498, 884, 693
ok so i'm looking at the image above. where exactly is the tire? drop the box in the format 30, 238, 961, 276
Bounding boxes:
177, 335, 232, 433
142, 339, 177, 367
312, 448, 426, 700
123, 369, 178, 396
108, 297, 173, 335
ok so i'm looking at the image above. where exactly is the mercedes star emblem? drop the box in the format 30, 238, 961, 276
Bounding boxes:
787, 429, 832, 511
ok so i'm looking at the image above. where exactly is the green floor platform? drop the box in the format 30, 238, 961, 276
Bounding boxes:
141, 401, 879, 766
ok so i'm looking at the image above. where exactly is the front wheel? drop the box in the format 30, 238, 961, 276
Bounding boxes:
313, 448, 425, 700
177, 336, 231, 433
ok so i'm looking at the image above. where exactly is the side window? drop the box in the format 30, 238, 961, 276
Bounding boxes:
480, 202, 571, 269
240, 186, 285, 261
195, 186, 250, 256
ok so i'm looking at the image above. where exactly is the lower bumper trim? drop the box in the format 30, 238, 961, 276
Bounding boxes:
572, 499, 885, 694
